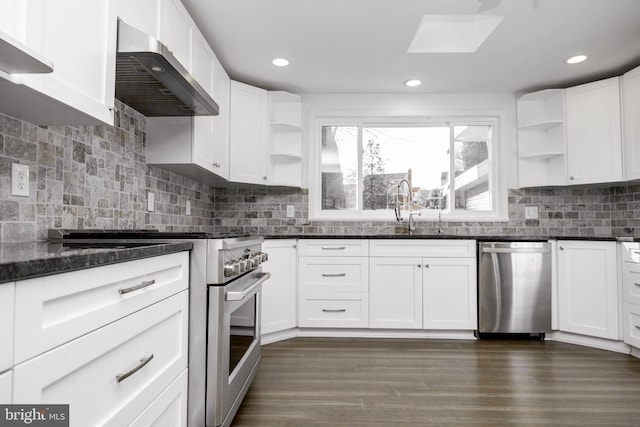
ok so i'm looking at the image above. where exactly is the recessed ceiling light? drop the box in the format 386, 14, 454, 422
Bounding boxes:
272, 58, 289, 67
404, 79, 422, 87
566, 55, 587, 64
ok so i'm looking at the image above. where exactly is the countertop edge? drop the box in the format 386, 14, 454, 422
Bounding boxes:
0, 241, 193, 284
263, 234, 620, 242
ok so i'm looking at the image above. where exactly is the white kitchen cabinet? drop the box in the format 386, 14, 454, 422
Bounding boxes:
160, 0, 193, 72
622, 65, 640, 180
261, 239, 298, 336
566, 77, 622, 185
0, 283, 15, 372
0, 370, 11, 404
112, 0, 162, 38
298, 239, 369, 328
13, 291, 189, 427
210, 53, 231, 179
13, 252, 188, 364
269, 91, 303, 187
557, 240, 619, 340
516, 89, 567, 187
369, 257, 423, 329
369, 240, 477, 331
230, 80, 269, 185
620, 242, 640, 349
129, 367, 188, 427
423, 257, 477, 330
0, 0, 117, 125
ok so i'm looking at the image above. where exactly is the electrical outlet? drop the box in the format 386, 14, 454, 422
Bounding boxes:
525, 206, 538, 219
11, 163, 29, 197
286, 205, 295, 218
186, 200, 191, 216
147, 192, 155, 212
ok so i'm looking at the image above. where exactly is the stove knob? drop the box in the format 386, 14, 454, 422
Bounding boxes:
261, 253, 268, 262
224, 262, 239, 277
251, 256, 261, 267
238, 259, 248, 272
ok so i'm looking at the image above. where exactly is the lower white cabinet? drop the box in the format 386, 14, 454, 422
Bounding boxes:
261, 239, 298, 335
620, 242, 640, 349
129, 369, 188, 427
0, 282, 15, 372
369, 257, 423, 329
13, 291, 189, 427
423, 257, 477, 330
0, 370, 11, 404
557, 240, 619, 340
369, 240, 477, 331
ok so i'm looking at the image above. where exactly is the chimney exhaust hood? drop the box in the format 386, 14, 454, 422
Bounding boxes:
115, 20, 219, 117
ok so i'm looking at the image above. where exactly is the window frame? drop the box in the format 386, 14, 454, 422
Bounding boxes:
308, 112, 508, 222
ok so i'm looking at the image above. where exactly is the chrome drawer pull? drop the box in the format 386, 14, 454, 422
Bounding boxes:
634, 283, 640, 287
636, 325, 640, 331
116, 354, 154, 383
322, 273, 346, 277
119, 279, 156, 295
321, 246, 346, 250
322, 309, 346, 313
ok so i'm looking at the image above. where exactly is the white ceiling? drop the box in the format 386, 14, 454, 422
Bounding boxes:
181, 0, 640, 95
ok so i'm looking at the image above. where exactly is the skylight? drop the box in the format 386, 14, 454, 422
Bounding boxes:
408, 14, 504, 53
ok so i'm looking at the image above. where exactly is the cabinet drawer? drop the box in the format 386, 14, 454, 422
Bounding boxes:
0, 283, 14, 371
299, 257, 368, 293
14, 251, 188, 364
369, 239, 476, 258
623, 303, 640, 349
622, 262, 640, 306
298, 239, 369, 257
130, 369, 188, 427
299, 296, 368, 328
13, 291, 188, 427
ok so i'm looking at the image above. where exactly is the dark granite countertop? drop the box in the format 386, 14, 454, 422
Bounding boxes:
264, 234, 622, 242
0, 241, 193, 284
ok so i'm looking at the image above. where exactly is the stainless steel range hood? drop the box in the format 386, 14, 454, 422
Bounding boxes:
115, 20, 219, 117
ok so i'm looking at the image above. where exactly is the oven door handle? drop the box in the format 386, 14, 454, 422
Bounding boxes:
226, 272, 271, 301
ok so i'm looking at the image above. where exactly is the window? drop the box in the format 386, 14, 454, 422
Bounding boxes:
312, 117, 503, 221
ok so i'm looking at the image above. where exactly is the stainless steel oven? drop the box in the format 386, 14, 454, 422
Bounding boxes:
47, 230, 270, 427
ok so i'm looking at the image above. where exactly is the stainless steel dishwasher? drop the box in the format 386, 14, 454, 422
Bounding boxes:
478, 241, 552, 335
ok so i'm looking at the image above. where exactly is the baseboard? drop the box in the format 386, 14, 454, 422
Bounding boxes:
261, 328, 476, 344
630, 345, 640, 359
548, 331, 631, 354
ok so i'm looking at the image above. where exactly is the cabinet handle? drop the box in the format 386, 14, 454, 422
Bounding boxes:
263, 176, 267, 180
119, 279, 156, 295
116, 354, 154, 383
212, 162, 220, 168
292, 244, 297, 249
322, 273, 346, 277
321, 246, 346, 250
109, 106, 119, 113
559, 246, 564, 250
424, 264, 429, 268
417, 264, 421, 268
570, 176, 575, 180
322, 309, 346, 313
636, 325, 640, 331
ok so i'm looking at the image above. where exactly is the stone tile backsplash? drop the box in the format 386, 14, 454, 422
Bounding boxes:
2, 102, 640, 241
0, 101, 214, 241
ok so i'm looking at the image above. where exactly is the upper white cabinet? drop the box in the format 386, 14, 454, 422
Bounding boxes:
622, 65, 640, 180
160, 0, 193, 72
230, 80, 270, 185
565, 77, 622, 185
0, 0, 117, 125
269, 91, 303, 187
557, 240, 619, 340
516, 89, 566, 187
111, 0, 162, 38
211, 56, 231, 179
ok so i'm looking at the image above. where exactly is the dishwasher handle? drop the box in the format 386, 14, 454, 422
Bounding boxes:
481, 246, 551, 254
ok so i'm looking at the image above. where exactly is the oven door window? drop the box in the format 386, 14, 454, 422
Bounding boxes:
229, 293, 258, 375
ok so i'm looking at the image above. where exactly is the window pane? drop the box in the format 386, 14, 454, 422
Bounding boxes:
362, 127, 449, 211
321, 126, 358, 210
453, 125, 491, 211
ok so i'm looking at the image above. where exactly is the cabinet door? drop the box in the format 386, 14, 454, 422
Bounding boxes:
0, 370, 11, 404
370, 257, 423, 329
261, 240, 297, 335
20, 0, 117, 125
130, 369, 188, 427
623, 65, 640, 180
0, 283, 14, 372
112, 0, 162, 38
191, 31, 217, 173
557, 241, 619, 340
211, 54, 231, 179
566, 77, 622, 185
230, 80, 268, 184
423, 258, 477, 330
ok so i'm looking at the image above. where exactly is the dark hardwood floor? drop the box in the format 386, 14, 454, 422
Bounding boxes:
231, 337, 640, 426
